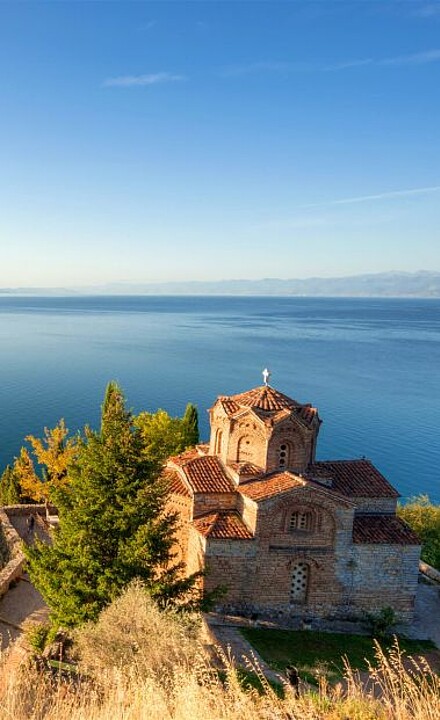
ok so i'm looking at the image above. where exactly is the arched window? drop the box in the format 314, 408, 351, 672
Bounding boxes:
237, 436, 253, 462
215, 430, 223, 455
290, 562, 309, 603
278, 442, 290, 468
289, 511, 313, 532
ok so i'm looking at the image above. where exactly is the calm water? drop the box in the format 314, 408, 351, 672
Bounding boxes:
0, 296, 438, 502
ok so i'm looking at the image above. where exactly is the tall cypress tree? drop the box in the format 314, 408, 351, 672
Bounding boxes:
181, 403, 199, 448
25, 383, 199, 627
0, 465, 23, 506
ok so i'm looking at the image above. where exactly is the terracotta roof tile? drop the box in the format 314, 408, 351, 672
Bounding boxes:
239, 472, 305, 501
308, 460, 399, 499
227, 385, 300, 412
229, 462, 262, 476
168, 447, 202, 465
215, 386, 319, 428
182, 456, 235, 493
192, 511, 253, 540
353, 515, 420, 545
163, 470, 191, 498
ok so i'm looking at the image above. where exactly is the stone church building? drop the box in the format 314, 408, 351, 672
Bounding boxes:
165, 378, 421, 621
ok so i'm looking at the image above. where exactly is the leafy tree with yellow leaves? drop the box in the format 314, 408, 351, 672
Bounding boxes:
13, 420, 78, 503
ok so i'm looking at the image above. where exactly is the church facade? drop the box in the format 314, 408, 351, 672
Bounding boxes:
164, 380, 421, 621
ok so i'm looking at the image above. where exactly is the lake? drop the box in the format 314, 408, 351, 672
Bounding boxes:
0, 295, 438, 502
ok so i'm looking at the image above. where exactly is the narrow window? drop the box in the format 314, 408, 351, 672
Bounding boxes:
215, 430, 223, 455
289, 511, 313, 532
278, 443, 290, 468
290, 562, 309, 603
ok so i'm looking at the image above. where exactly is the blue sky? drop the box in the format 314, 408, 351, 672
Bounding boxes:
1, 1, 439, 287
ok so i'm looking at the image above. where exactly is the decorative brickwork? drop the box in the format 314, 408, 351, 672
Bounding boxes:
164, 382, 421, 622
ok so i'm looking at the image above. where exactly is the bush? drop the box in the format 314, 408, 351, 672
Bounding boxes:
74, 580, 203, 683
398, 495, 440, 570
364, 607, 396, 638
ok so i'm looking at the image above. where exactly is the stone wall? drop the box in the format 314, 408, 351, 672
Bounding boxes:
350, 543, 421, 621
167, 493, 192, 565
266, 419, 314, 472
0, 504, 51, 598
0, 509, 25, 598
193, 492, 237, 516
353, 497, 398, 514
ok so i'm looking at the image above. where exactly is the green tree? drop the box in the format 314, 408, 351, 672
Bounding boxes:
136, 403, 199, 466
397, 495, 440, 570
0, 465, 23, 506
25, 383, 203, 627
181, 403, 199, 448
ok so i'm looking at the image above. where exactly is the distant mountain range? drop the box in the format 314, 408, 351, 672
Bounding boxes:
1, 271, 440, 297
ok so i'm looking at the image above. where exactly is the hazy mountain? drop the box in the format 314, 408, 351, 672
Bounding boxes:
1, 271, 440, 297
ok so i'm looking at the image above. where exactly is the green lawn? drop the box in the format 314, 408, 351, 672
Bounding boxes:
240, 627, 436, 684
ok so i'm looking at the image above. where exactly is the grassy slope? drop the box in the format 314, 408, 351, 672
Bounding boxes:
240, 628, 437, 683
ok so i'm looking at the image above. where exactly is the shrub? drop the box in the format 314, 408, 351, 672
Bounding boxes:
398, 495, 440, 570
364, 606, 396, 638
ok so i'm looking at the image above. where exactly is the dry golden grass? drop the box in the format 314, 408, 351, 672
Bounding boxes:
0, 584, 439, 720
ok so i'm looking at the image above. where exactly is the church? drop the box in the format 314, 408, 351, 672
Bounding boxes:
164, 373, 421, 621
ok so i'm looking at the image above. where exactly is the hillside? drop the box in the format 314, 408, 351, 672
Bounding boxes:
1, 271, 440, 298
1, 584, 439, 720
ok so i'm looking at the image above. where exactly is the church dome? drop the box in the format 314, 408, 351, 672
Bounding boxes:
227, 385, 300, 413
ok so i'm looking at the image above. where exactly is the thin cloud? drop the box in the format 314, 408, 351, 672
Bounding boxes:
380, 49, 440, 66
304, 185, 440, 208
103, 72, 185, 88
326, 49, 440, 71
412, 3, 440, 18
222, 49, 440, 78
220, 61, 307, 77
324, 58, 374, 71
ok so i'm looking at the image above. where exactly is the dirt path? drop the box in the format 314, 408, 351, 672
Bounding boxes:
0, 575, 48, 651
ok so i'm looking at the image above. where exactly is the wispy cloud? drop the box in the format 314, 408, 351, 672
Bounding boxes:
103, 72, 185, 88
304, 185, 440, 208
380, 49, 440, 66
326, 49, 440, 71
221, 48, 440, 78
220, 61, 298, 77
412, 3, 440, 18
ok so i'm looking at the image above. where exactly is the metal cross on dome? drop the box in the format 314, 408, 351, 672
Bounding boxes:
262, 368, 271, 386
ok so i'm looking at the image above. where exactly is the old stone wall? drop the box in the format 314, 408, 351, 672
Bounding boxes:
203, 537, 257, 605
0, 510, 25, 598
237, 494, 258, 534
227, 415, 268, 468
350, 544, 421, 621
266, 419, 313, 473
166, 494, 193, 565
193, 492, 237, 516
353, 497, 398, 514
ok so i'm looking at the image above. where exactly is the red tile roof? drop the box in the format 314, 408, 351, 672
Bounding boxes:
163, 470, 191, 498
192, 511, 253, 539
168, 447, 202, 465
239, 472, 305, 501
227, 385, 300, 412
182, 456, 235, 493
215, 386, 319, 428
229, 461, 262, 476
353, 515, 420, 545
308, 460, 400, 499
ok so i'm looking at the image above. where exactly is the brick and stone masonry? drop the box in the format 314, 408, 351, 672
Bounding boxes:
164, 379, 421, 622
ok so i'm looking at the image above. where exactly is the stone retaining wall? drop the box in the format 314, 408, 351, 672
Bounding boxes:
0, 510, 25, 598
0, 504, 53, 598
